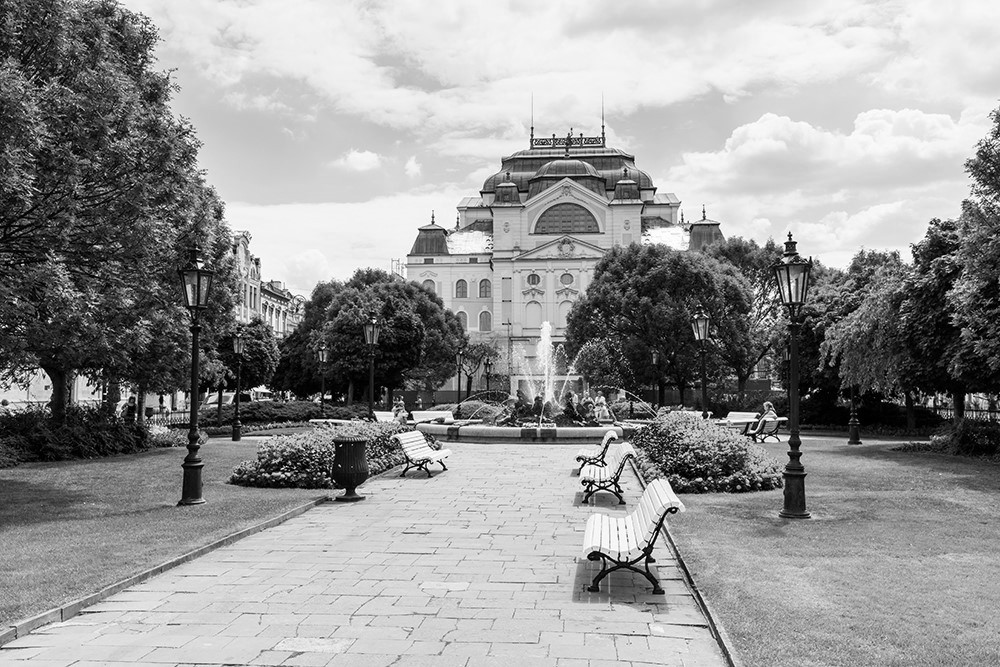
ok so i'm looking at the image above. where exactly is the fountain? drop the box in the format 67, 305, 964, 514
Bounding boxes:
417, 322, 640, 444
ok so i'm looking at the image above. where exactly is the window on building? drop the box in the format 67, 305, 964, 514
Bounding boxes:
479, 279, 492, 298
527, 273, 541, 286
455, 279, 468, 298
457, 311, 468, 331
479, 311, 492, 332
469, 258, 478, 263
560, 273, 574, 285
422, 279, 435, 293
423, 258, 434, 264
533, 203, 600, 234
525, 301, 542, 328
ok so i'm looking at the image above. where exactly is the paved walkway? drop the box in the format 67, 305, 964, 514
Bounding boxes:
1, 442, 728, 666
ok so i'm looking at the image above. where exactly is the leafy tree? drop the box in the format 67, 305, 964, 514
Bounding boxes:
565, 244, 752, 408
458, 341, 500, 399
270, 280, 344, 399
0, 0, 236, 423
219, 317, 280, 392
705, 237, 783, 400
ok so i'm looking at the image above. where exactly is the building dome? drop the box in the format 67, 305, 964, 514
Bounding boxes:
527, 158, 606, 199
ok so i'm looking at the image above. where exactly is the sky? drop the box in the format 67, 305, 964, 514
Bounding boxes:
121, 0, 1000, 296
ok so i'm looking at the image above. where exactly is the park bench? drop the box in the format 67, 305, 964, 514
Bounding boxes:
748, 417, 787, 442
575, 430, 618, 468
716, 411, 760, 435
579, 442, 637, 504
392, 430, 452, 477
373, 411, 395, 423
410, 410, 455, 424
581, 477, 685, 594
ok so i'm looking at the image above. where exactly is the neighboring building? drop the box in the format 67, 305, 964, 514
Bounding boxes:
232, 231, 304, 338
406, 128, 724, 395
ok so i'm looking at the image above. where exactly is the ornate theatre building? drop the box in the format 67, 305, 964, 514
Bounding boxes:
406, 128, 724, 395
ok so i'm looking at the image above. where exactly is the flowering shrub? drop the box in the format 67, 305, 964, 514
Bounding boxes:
229, 422, 436, 488
631, 411, 783, 493
147, 424, 207, 448
931, 419, 1000, 457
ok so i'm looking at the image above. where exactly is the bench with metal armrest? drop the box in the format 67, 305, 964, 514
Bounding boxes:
391, 431, 452, 477
579, 442, 637, 505
581, 477, 685, 594
748, 416, 787, 442
574, 430, 618, 468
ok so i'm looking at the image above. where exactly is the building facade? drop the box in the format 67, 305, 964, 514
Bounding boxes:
232, 231, 305, 338
406, 129, 724, 394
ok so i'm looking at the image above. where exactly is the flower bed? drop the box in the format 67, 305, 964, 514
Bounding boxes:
631, 411, 783, 493
229, 422, 437, 489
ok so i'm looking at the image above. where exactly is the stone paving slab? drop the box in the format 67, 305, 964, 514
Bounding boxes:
0, 442, 728, 666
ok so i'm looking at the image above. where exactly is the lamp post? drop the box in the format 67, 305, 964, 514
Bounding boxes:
691, 307, 711, 419
772, 232, 813, 519
232, 332, 244, 442
483, 356, 493, 393
456, 349, 464, 404
178, 246, 214, 506
847, 385, 862, 445
362, 318, 380, 419
318, 342, 328, 419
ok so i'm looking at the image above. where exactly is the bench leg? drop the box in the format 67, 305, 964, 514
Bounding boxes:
585, 552, 664, 594
438, 460, 448, 471
399, 462, 414, 478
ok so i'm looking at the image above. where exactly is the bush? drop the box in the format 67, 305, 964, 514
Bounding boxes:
631, 411, 784, 493
0, 404, 150, 462
609, 399, 656, 419
229, 422, 437, 488
930, 419, 1000, 457
197, 400, 335, 427
433, 401, 504, 420
148, 424, 207, 448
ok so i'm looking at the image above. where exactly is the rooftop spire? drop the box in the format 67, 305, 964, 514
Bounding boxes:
601, 94, 606, 147
529, 93, 534, 147
680, 210, 686, 225
702, 204, 707, 220
431, 210, 435, 225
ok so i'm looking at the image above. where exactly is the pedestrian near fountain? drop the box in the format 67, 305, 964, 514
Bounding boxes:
392, 397, 408, 425
594, 393, 611, 422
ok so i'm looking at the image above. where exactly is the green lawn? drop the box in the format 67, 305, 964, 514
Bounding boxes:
0, 437, 325, 626
669, 434, 1000, 667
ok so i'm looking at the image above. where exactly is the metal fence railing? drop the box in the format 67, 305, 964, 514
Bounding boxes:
931, 407, 1000, 422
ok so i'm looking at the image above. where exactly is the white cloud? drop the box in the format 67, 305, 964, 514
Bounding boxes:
328, 149, 382, 171
404, 155, 421, 177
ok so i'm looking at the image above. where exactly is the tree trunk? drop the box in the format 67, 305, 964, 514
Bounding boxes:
217, 385, 224, 425
41, 365, 74, 426
736, 375, 749, 404
135, 383, 147, 425
103, 371, 122, 418
466, 375, 474, 400
952, 391, 965, 420
347, 380, 354, 405
905, 391, 916, 432
657, 380, 665, 408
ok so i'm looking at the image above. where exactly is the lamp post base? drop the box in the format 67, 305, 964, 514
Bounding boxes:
179, 459, 204, 506
232, 421, 242, 442
779, 469, 810, 519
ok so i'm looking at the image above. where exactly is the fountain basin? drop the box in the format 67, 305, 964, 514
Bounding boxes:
417, 423, 634, 444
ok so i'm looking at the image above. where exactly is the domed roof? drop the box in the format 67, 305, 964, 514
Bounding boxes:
532, 158, 601, 180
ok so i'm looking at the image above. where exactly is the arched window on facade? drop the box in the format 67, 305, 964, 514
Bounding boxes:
525, 301, 543, 329
479, 279, 492, 298
479, 311, 492, 332
421, 279, 436, 293
534, 203, 600, 235
558, 300, 573, 328
457, 311, 468, 331
455, 279, 468, 298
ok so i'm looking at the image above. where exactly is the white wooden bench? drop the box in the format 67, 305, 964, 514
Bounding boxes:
749, 417, 787, 442
410, 410, 455, 425
580, 442, 637, 504
373, 411, 395, 423
716, 411, 759, 435
581, 478, 685, 594
391, 431, 452, 477
575, 430, 618, 468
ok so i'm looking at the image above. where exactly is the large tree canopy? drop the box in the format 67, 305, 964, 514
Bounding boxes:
0, 0, 236, 421
565, 244, 752, 403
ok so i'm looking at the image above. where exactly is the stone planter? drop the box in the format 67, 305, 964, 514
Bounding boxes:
331, 436, 369, 502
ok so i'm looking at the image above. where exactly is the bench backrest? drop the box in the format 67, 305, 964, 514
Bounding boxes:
392, 431, 433, 457
607, 442, 637, 479
753, 416, 786, 433
373, 411, 395, 422
411, 410, 455, 424
725, 411, 760, 421
632, 478, 686, 544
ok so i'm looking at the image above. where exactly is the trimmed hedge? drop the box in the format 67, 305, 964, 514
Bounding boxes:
631, 411, 783, 493
229, 422, 439, 488
196, 400, 372, 427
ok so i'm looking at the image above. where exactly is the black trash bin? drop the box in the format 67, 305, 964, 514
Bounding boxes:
331, 436, 369, 502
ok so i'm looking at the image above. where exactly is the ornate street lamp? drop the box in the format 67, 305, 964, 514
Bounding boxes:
232, 332, 244, 442
362, 318, 381, 419
456, 349, 464, 404
772, 232, 813, 519
483, 356, 493, 393
178, 246, 214, 506
847, 385, 862, 445
691, 306, 711, 419
318, 342, 328, 419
